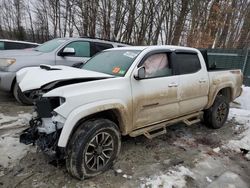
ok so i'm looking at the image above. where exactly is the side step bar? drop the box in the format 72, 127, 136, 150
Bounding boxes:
144, 127, 167, 139
183, 119, 200, 126
129, 112, 203, 139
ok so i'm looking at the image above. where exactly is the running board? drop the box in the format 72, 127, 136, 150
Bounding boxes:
144, 127, 167, 139
183, 118, 200, 126
129, 112, 203, 139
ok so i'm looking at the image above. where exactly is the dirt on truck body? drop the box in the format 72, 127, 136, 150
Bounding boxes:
17, 45, 243, 179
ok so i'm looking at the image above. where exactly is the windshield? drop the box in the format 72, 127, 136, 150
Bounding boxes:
34, 38, 67, 53
82, 50, 141, 76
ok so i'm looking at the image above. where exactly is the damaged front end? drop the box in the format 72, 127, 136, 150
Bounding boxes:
20, 97, 66, 157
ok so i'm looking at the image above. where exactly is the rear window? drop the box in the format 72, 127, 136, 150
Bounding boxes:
174, 53, 201, 75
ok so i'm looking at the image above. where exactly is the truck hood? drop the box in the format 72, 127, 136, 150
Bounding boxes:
17, 65, 114, 92
0, 49, 43, 58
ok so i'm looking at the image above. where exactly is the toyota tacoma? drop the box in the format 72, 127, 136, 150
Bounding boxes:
17, 46, 242, 179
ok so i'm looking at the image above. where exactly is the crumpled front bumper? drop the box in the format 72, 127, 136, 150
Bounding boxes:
20, 97, 66, 151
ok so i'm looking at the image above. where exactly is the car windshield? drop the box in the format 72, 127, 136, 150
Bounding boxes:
82, 50, 141, 76
34, 38, 67, 53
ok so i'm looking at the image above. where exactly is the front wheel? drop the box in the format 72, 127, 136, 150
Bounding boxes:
13, 82, 33, 105
66, 119, 121, 180
203, 95, 229, 129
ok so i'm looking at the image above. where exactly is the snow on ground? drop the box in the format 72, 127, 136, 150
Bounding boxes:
140, 166, 193, 188
0, 113, 32, 168
141, 87, 250, 188
0, 136, 31, 169
226, 108, 250, 152
225, 86, 250, 153
234, 86, 250, 110
0, 113, 32, 129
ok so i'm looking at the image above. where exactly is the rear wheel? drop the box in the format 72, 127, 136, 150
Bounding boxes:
13, 82, 33, 105
203, 95, 229, 129
66, 119, 121, 180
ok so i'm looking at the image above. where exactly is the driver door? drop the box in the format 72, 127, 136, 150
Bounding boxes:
131, 52, 180, 129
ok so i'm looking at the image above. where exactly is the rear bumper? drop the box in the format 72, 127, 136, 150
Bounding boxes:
0, 71, 15, 91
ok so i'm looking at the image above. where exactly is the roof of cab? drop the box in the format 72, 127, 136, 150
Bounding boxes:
105, 45, 198, 52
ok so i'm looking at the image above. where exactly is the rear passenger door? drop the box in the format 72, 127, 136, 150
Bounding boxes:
173, 50, 209, 115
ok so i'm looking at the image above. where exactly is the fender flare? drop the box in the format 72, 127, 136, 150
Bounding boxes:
57, 99, 130, 147
205, 82, 234, 109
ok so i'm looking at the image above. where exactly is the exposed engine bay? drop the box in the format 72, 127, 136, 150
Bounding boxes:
19, 75, 113, 157
20, 97, 64, 157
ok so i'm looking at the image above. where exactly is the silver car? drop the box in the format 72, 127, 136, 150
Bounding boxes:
0, 37, 128, 104
0, 39, 39, 50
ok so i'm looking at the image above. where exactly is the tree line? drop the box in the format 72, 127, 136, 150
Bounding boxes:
0, 0, 249, 49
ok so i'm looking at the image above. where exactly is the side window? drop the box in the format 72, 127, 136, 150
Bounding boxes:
174, 53, 201, 75
0, 42, 4, 50
142, 53, 172, 78
65, 41, 90, 57
5, 42, 25, 50
93, 42, 113, 55
24, 43, 37, 48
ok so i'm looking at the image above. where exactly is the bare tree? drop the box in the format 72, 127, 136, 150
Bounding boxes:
0, 0, 249, 48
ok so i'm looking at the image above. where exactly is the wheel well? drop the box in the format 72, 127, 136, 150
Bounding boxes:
217, 87, 232, 102
67, 109, 123, 147
11, 77, 16, 92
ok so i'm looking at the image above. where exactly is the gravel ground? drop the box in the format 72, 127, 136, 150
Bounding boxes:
0, 91, 249, 188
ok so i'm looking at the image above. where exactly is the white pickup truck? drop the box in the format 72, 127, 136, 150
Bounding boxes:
18, 45, 242, 179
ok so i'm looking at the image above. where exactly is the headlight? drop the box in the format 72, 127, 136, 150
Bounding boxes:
0, 58, 16, 68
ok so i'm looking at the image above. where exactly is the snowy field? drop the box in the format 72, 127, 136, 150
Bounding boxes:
140, 87, 250, 188
0, 87, 250, 187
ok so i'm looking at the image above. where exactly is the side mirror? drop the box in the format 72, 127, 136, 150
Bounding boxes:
60, 47, 75, 56
134, 67, 146, 80
72, 62, 84, 68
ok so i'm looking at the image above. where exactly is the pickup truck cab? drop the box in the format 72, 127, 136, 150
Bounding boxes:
0, 37, 127, 104
18, 45, 243, 179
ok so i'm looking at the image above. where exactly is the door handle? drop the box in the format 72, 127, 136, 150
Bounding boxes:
199, 79, 207, 83
168, 83, 178, 87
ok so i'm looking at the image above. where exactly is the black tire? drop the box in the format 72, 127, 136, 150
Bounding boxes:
203, 95, 229, 129
66, 118, 121, 180
13, 82, 33, 105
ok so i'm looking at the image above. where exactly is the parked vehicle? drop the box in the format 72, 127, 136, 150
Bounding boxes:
0, 37, 128, 104
0, 39, 39, 50
18, 45, 242, 180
